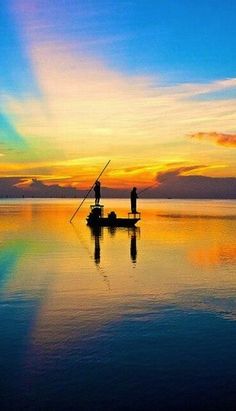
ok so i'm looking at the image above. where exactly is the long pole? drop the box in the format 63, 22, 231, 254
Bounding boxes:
69, 160, 111, 223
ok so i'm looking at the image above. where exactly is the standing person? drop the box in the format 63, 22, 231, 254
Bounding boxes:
130, 187, 138, 213
94, 180, 101, 204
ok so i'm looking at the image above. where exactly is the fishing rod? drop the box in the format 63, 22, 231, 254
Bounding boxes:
69, 160, 111, 223
138, 182, 157, 196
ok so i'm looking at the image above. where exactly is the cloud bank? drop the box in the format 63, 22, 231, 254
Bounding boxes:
1, 169, 236, 199
154, 167, 236, 199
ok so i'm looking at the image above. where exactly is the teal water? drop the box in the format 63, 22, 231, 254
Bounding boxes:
0, 199, 236, 410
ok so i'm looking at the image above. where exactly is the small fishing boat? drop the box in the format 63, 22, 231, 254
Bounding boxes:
69, 160, 145, 226
86, 204, 140, 227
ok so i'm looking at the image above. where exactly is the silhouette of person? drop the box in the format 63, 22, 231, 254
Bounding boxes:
130, 187, 138, 213
94, 180, 101, 204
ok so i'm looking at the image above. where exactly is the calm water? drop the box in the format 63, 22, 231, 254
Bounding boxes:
0, 199, 235, 410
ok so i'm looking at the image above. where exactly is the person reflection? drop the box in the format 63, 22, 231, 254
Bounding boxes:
89, 226, 111, 290
129, 228, 139, 264
91, 226, 102, 265
130, 233, 137, 263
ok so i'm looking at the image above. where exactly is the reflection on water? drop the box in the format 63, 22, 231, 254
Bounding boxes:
130, 228, 138, 264
88, 225, 139, 267
93, 226, 101, 265
0, 199, 236, 410
189, 244, 236, 267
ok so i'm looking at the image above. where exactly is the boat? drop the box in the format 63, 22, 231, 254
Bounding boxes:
86, 204, 140, 227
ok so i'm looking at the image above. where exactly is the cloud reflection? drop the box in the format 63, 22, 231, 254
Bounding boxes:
189, 245, 236, 267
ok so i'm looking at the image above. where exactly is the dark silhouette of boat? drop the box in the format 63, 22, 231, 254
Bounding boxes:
87, 204, 140, 227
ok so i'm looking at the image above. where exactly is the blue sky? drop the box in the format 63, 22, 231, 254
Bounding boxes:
0, 2, 37, 96
82, 0, 236, 81
2, 0, 236, 94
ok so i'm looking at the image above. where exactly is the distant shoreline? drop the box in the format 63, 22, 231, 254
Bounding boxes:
1, 197, 236, 200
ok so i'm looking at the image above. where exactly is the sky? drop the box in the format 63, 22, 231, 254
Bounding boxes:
1, 0, 236, 196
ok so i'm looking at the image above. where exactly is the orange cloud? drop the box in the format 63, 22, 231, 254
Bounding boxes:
190, 132, 236, 147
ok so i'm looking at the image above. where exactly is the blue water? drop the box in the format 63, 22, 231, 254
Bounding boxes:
0, 199, 235, 410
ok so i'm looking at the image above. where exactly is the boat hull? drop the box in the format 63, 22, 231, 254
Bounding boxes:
87, 217, 140, 227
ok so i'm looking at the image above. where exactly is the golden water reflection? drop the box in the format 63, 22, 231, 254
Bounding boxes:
0, 199, 236, 356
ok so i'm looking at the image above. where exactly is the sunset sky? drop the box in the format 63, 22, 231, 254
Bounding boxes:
1, 0, 236, 194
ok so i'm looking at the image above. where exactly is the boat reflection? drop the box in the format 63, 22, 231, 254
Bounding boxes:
89, 226, 140, 266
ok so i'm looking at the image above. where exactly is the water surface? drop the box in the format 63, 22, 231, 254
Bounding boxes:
0, 199, 235, 410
